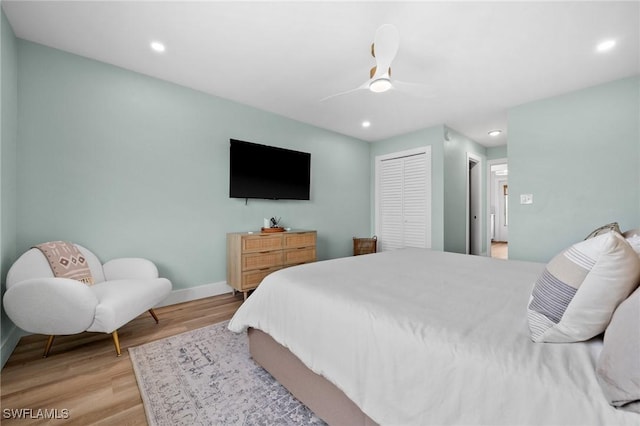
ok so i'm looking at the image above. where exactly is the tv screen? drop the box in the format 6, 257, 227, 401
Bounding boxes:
229, 139, 311, 200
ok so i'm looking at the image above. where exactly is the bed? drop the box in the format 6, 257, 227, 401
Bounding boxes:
228, 246, 640, 425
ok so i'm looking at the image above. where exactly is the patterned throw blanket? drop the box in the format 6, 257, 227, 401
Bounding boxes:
34, 241, 94, 285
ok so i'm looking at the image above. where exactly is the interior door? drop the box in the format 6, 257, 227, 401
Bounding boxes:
379, 158, 404, 251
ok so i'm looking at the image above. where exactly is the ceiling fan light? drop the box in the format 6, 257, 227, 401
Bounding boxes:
369, 77, 392, 93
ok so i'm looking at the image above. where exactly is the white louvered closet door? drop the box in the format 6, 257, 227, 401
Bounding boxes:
377, 147, 431, 252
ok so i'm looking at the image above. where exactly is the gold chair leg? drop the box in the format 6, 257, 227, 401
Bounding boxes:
43, 335, 55, 358
148, 308, 159, 324
112, 331, 122, 357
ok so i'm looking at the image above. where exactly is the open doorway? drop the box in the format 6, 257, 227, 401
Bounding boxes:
487, 159, 508, 259
466, 153, 482, 255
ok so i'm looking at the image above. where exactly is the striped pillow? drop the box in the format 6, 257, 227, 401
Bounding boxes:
528, 231, 640, 343
584, 222, 621, 239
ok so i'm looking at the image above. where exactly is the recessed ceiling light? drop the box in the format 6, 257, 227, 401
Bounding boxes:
150, 41, 166, 53
488, 130, 502, 137
596, 39, 616, 52
362, 121, 371, 128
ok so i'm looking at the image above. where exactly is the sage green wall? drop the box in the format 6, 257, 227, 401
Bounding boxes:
487, 145, 507, 160
370, 126, 445, 251
16, 40, 371, 291
508, 76, 640, 262
1, 9, 19, 367
443, 127, 487, 254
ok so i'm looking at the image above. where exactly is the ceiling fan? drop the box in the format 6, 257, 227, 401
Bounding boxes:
320, 24, 431, 102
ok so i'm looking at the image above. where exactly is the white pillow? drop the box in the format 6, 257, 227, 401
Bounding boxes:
623, 229, 640, 257
597, 287, 640, 412
626, 235, 640, 255
528, 231, 640, 343
623, 228, 640, 238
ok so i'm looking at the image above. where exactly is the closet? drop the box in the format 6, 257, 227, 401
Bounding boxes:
375, 147, 432, 251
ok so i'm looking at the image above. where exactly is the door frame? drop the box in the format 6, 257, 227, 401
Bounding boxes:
466, 152, 483, 255
486, 157, 508, 257
495, 177, 508, 242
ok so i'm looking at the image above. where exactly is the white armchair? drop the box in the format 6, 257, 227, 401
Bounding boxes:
3, 244, 172, 357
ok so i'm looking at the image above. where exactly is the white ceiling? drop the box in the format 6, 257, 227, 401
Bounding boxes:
3, 1, 639, 147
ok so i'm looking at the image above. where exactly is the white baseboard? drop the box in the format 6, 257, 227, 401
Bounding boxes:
1, 324, 25, 369
156, 281, 234, 307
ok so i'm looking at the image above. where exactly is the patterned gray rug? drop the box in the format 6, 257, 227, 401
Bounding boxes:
129, 321, 326, 426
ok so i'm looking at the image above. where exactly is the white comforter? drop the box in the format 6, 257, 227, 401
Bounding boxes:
228, 248, 638, 425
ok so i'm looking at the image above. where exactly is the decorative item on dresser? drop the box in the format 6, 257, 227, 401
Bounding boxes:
262, 217, 285, 233
227, 230, 317, 300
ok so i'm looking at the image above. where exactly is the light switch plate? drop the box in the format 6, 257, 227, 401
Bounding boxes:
520, 194, 533, 204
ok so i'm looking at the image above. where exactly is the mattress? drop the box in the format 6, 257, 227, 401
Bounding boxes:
228, 248, 638, 425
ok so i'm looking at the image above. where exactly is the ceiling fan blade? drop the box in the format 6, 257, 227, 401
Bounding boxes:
319, 80, 370, 102
391, 80, 436, 98
372, 24, 399, 79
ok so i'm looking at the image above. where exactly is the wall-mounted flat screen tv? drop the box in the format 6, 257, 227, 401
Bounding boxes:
229, 139, 311, 200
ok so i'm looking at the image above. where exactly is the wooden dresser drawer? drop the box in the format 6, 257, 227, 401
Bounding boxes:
284, 231, 316, 249
242, 251, 284, 271
284, 247, 316, 266
242, 235, 283, 253
227, 229, 317, 300
242, 267, 281, 289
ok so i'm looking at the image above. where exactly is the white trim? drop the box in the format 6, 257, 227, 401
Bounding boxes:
1, 324, 26, 368
486, 157, 508, 257
375, 146, 430, 163
156, 281, 233, 307
466, 152, 483, 255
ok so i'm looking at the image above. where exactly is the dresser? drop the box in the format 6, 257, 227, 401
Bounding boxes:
226, 230, 317, 300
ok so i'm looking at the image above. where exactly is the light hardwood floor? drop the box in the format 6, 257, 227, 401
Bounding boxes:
1, 292, 244, 425
491, 241, 508, 259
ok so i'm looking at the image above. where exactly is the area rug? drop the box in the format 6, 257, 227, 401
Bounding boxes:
129, 321, 326, 426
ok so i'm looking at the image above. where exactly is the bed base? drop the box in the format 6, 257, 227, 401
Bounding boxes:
248, 328, 377, 426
